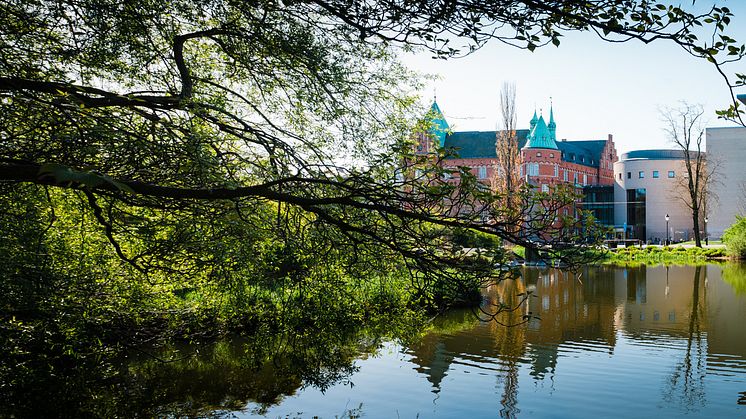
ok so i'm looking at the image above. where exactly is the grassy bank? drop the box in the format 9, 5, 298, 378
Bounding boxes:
604, 245, 727, 265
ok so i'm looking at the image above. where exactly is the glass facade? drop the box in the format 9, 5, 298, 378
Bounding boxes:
582, 186, 614, 227
626, 188, 647, 239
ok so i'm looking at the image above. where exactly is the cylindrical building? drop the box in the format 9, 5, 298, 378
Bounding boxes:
613, 149, 700, 243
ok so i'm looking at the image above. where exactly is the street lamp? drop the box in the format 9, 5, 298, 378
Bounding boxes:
665, 214, 670, 246
704, 217, 709, 246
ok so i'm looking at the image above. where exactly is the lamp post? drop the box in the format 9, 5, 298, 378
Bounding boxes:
704, 217, 708, 246
665, 214, 670, 246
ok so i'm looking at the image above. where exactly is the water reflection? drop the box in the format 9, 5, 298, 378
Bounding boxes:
6, 265, 746, 418
407, 264, 746, 418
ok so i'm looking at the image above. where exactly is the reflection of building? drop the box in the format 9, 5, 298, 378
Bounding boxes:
612, 265, 706, 337
406, 267, 619, 405
406, 265, 746, 415
613, 150, 700, 241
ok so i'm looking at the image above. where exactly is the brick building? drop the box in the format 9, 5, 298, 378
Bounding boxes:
417, 101, 619, 226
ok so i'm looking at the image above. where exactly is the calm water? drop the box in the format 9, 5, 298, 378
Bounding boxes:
234, 264, 746, 418
22, 264, 746, 417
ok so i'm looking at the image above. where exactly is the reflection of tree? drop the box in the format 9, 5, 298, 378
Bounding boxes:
0, 329, 378, 417
663, 266, 707, 410
721, 264, 746, 295
489, 279, 527, 419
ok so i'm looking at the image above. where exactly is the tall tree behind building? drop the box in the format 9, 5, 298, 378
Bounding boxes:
493, 82, 522, 216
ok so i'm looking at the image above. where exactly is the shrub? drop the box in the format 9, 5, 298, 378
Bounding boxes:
704, 248, 726, 258
723, 216, 746, 259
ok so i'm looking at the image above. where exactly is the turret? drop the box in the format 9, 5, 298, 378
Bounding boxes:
529, 110, 538, 130
523, 112, 558, 150
428, 101, 449, 148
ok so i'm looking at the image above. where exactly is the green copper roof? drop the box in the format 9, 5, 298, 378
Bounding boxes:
530, 110, 538, 130
429, 101, 449, 148
523, 115, 558, 150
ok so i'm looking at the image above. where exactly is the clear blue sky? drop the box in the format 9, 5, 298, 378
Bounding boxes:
400, 2, 746, 154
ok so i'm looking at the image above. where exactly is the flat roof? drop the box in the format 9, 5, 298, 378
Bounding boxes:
620, 149, 702, 161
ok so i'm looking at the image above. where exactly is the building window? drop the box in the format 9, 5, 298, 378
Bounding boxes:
653, 170, 659, 178
639, 171, 644, 178
668, 170, 675, 178
564, 170, 569, 181
627, 188, 647, 240
583, 174, 588, 185
570, 153, 575, 160
478, 166, 487, 179
618, 173, 622, 180
542, 184, 549, 193
528, 163, 539, 176
627, 172, 631, 179
581, 156, 585, 163
574, 173, 578, 184
554, 164, 559, 177
536, 152, 542, 157
550, 153, 555, 158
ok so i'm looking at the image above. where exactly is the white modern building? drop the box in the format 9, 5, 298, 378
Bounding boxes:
705, 126, 746, 239
613, 150, 697, 243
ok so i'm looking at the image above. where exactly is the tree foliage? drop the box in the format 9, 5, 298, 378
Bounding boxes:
2, 1, 744, 414
723, 216, 746, 259
0, 0, 742, 376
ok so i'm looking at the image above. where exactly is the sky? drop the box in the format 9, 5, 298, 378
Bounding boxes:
399, 2, 746, 155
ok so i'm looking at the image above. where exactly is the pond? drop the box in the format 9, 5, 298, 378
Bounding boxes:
10, 264, 746, 418
233, 264, 746, 418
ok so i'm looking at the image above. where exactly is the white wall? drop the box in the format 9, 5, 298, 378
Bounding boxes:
706, 127, 746, 239
614, 157, 692, 241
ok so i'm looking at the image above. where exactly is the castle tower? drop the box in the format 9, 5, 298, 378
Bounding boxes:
548, 103, 557, 143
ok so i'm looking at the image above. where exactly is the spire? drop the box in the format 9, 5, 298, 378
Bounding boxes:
547, 98, 556, 142
530, 109, 538, 130
428, 99, 449, 148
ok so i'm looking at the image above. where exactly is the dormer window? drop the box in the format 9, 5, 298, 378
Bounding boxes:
570, 153, 575, 160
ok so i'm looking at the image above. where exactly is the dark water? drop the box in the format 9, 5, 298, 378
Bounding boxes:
11, 264, 746, 418
235, 264, 746, 418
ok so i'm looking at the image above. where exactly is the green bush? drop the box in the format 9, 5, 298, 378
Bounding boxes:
450, 227, 501, 249
723, 216, 746, 259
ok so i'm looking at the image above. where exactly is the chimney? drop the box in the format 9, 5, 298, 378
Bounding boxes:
608, 134, 613, 142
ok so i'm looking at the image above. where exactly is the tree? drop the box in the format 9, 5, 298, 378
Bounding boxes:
493, 81, 522, 215
0, 1, 742, 320
661, 103, 713, 247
